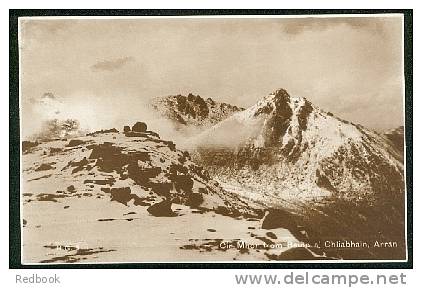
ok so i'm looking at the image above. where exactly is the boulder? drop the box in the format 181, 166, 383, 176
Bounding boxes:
22, 141, 39, 154
35, 163, 55, 171
109, 187, 132, 205
147, 200, 176, 217
261, 209, 296, 230
187, 192, 204, 208
123, 126, 131, 133
215, 205, 231, 216
132, 122, 147, 133
149, 182, 172, 198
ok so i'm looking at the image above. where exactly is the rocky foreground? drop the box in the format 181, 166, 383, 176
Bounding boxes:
22, 123, 332, 263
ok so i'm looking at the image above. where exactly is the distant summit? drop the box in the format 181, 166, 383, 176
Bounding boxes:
151, 93, 244, 127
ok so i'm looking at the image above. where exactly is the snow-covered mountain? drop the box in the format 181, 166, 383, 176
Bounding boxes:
192, 88, 404, 203
190, 89, 406, 259
384, 125, 404, 154
150, 93, 244, 128
22, 123, 330, 262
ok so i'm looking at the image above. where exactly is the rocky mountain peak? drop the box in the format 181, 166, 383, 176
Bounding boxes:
226, 89, 315, 149
251, 88, 292, 117
265, 88, 291, 106
192, 88, 404, 202
189, 89, 405, 259
151, 94, 244, 127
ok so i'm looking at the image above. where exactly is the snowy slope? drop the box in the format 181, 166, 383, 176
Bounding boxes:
22, 129, 259, 217
189, 89, 406, 260
384, 125, 404, 154
22, 126, 333, 262
191, 88, 404, 204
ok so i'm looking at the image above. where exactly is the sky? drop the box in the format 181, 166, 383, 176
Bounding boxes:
19, 16, 404, 138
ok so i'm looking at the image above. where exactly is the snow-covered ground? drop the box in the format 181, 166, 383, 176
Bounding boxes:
23, 197, 301, 263
21, 130, 311, 263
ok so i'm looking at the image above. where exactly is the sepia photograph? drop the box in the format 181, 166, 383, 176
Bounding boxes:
13, 11, 411, 265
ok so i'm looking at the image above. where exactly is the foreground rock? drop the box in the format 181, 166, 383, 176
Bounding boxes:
22, 122, 258, 218
261, 209, 296, 230
147, 200, 176, 217
132, 121, 147, 132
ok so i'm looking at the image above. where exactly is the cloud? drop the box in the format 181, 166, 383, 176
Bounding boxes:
90, 56, 135, 72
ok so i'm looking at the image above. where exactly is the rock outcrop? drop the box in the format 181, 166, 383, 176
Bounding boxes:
22, 122, 257, 219
147, 200, 175, 217
151, 94, 244, 127
132, 122, 147, 133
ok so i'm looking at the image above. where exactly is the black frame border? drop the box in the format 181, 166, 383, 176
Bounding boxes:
9, 9, 413, 269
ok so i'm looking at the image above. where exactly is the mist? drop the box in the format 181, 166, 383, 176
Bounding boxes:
20, 16, 404, 137
22, 90, 208, 150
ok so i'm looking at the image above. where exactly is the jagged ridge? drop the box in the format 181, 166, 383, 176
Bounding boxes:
192, 88, 404, 202
190, 89, 406, 259
151, 93, 244, 127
